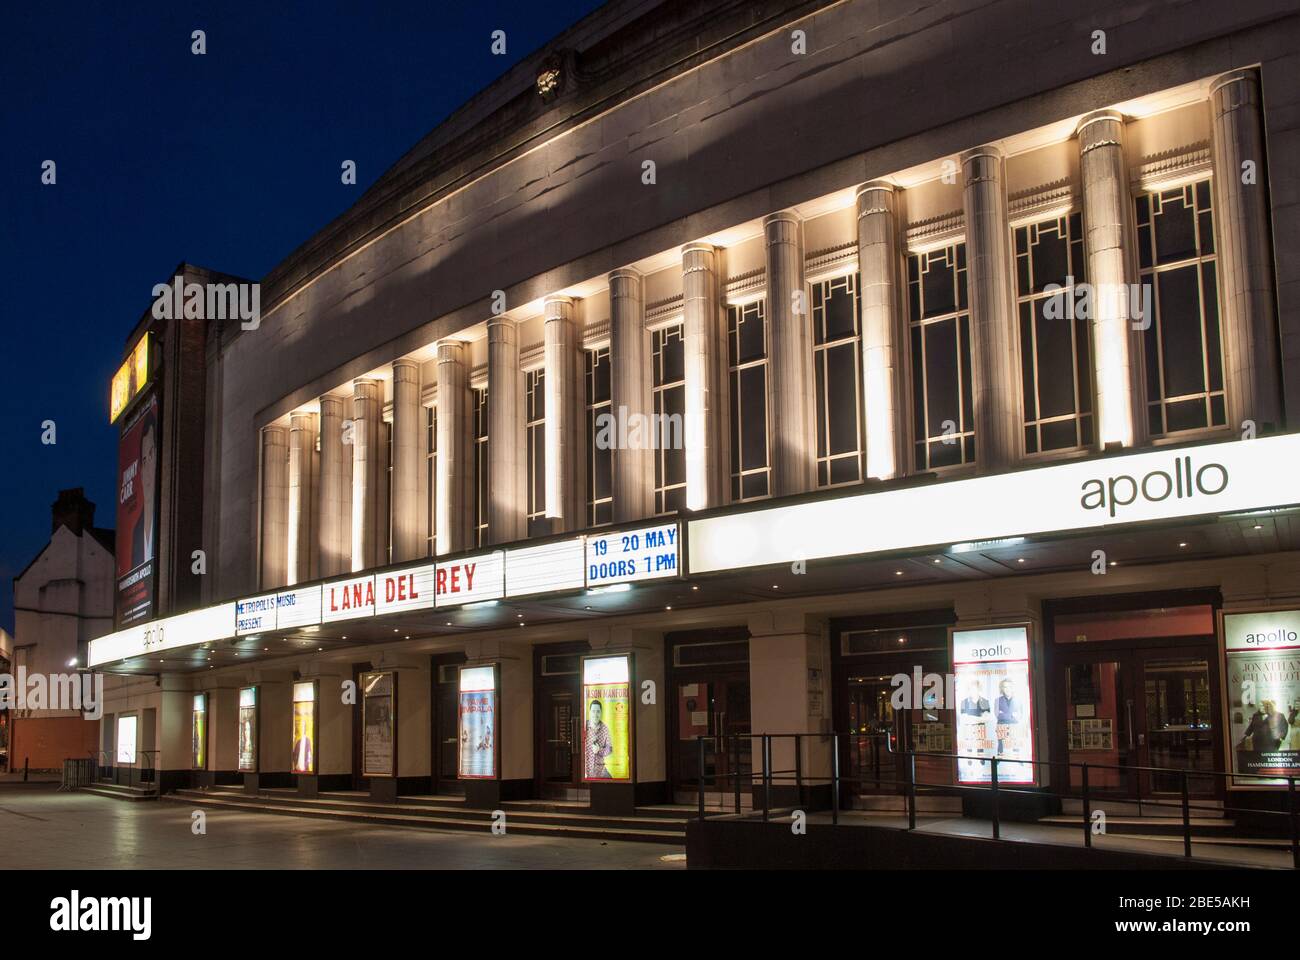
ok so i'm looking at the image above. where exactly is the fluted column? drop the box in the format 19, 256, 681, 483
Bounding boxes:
961, 145, 1020, 472
856, 182, 907, 480
1077, 111, 1145, 450
764, 211, 816, 496
260, 425, 289, 589
1211, 69, 1283, 434
543, 295, 585, 530
487, 316, 526, 542
435, 341, 473, 556
317, 395, 351, 577
681, 243, 728, 509
609, 268, 653, 521
390, 359, 422, 562
350, 378, 380, 572
287, 412, 316, 584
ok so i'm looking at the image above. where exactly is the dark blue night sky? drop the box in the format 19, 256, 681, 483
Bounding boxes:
0, 0, 606, 632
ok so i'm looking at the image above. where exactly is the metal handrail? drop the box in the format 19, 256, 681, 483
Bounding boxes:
691, 732, 1300, 868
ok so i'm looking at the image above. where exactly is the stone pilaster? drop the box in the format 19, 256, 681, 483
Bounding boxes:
350, 378, 381, 572
764, 211, 816, 496
609, 268, 653, 521
259, 425, 288, 589
435, 341, 473, 556
390, 359, 422, 562
961, 145, 1021, 472
317, 395, 351, 578
1077, 111, 1146, 450
543, 295, 585, 530
681, 243, 728, 509
286, 412, 316, 585
856, 181, 907, 480
1211, 69, 1283, 434
487, 316, 526, 543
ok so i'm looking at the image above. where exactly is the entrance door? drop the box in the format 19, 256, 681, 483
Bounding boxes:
540, 687, 579, 791
672, 677, 752, 799
1058, 645, 1221, 799
846, 668, 955, 796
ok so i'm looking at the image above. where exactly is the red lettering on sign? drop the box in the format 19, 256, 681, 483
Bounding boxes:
464, 563, 476, 591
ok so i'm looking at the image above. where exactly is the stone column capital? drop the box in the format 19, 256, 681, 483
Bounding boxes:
608, 266, 643, 283
960, 143, 1004, 167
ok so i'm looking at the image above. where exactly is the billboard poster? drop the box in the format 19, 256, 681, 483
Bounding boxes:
581, 654, 632, 781
952, 626, 1036, 785
116, 715, 138, 765
361, 672, 395, 777
457, 666, 497, 779
191, 694, 207, 770
115, 390, 161, 627
238, 687, 257, 772
1224, 610, 1300, 786
291, 681, 316, 775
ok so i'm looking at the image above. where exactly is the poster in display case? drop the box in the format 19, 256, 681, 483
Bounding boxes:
580, 654, 633, 782
361, 672, 396, 777
116, 715, 138, 765
238, 686, 258, 772
951, 625, 1036, 785
191, 693, 207, 770
291, 681, 317, 775
457, 665, 497, 779
1223, 609, 1300, 787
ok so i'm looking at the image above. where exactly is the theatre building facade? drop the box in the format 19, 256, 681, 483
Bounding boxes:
96, 0, 1300, 821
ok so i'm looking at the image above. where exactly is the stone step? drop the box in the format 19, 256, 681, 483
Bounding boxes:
168, 791, 684, 844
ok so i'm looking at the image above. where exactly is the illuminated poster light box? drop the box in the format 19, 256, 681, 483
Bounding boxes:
581, 654, 633, 782
109, 333, 151, 424
116, 715, 138, 765
291, 681, 317, 775
458, 665, 498, 780
951, 625, 1036, 785
1223, 609, 1300, 787
191, 693, 207, 770
238, 686, 257, 773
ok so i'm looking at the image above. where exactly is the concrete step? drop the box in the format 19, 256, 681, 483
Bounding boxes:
80, 783, 158, 801
168, 790, 685, 844
1036, 815, 1293, 849
195, 784, 690, 828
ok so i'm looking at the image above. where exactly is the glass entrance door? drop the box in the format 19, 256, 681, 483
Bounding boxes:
673, 678, 751, 796
1058, 647, 1220, 799
1137, 652, 1217, 796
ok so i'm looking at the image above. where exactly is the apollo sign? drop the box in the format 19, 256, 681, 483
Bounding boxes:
688, 434, 1300, 573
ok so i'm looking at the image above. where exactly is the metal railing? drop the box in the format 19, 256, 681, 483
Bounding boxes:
59, 757, 96, 790
89, 749, 160, 794
693, 732, 1300, 868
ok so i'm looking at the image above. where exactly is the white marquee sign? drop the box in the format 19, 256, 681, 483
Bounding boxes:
688, 435, 1300, 573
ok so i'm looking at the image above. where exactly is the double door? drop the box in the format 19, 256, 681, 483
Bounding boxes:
844, 664, 954, 796
1055, 642, 1222, 799
671, 676, 752, 799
